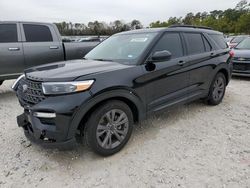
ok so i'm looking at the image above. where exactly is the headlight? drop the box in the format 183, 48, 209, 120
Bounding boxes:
42, 80, 94, 95
12, 74, 25, 91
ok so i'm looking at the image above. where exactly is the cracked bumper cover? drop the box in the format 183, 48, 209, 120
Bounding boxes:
16, 91, 92, 149
17, 112, 78, 150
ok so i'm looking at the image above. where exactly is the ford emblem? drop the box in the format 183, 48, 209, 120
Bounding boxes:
22, 84, 28, 93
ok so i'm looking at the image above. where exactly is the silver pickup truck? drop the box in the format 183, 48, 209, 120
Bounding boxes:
0, 21, 100, 85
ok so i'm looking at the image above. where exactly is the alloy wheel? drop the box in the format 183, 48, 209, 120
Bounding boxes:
212, 77, 225, 101
96, 109, 129, 149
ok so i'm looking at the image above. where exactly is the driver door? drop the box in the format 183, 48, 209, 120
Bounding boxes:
142, 32, 190, 113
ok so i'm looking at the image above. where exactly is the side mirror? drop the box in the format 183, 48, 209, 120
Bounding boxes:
150, 50, 172, 62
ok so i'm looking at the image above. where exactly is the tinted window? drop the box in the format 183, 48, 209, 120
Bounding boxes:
203, 36, 212, 52
209, 34, 228, 49
0, 24, 18, 43
23, 24, 53, 42
153, 33, 183, 58
235, 38, 250, 50
185, 33, 205, 55
225, 37, 233, 43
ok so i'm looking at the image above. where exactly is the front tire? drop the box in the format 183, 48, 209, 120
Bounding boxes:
84, 100, 134, 156
206, 72, 226, 105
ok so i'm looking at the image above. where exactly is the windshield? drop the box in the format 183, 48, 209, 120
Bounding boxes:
85, 33, 157, 64
235, 38, 250, 50
225, 37, 232, 42
231, 36, 247, 43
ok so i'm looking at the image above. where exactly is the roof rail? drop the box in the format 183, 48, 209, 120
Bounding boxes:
169, 25, 213, 30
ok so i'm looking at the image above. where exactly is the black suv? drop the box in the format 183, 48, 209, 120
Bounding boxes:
13, 25, 233, 156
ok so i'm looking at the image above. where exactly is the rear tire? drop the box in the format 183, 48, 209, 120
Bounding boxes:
84, 100, 134, 156
206, 72, 226, 105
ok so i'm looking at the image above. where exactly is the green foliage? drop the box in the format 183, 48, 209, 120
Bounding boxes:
236, 13, 250, 33
55, 20, 143, 36
150, 0, 250, 34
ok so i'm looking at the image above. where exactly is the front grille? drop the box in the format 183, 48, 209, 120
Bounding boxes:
233, 63, 250, 71
17, 77, 46, 107
233, 57, 250, 61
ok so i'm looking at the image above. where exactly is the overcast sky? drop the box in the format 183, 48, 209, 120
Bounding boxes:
0, 0, 240, 26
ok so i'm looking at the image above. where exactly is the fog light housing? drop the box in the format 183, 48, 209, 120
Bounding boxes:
33, 112, 56, 118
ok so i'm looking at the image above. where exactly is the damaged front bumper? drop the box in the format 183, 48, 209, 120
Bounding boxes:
17, 110, 78, 150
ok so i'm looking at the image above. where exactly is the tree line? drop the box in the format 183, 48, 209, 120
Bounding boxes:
55, 20, 142, 36
55, 0, 250, 36
150, 0, 250, 34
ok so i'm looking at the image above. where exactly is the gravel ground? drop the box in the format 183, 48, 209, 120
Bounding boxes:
0, 78, 249, 188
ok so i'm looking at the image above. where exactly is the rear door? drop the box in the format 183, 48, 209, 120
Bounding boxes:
21, 23, 64, 69
0, 23, 24, 78
183, 32, 216, 99
143, 32, 190, 113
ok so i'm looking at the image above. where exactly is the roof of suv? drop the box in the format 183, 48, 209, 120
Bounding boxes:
117, 26, 222, 35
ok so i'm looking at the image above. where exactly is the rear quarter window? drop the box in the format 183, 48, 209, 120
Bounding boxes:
23, 24, 53, 42
0, 24, 18, 43
209, 34, 228, 49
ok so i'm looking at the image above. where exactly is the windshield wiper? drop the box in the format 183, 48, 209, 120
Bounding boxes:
93, 58, 113, 62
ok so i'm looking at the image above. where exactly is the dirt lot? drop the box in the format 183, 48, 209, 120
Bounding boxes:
0, 78, 249, 188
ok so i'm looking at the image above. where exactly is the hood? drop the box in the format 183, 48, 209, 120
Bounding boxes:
25, 59, 132, 82
233, 49, 250, 58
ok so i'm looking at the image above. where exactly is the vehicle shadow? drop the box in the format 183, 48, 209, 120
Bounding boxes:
232, 76, 250, 81
0, 81, 15, 95
0, 90, 16, 101
42, 101, 207, 165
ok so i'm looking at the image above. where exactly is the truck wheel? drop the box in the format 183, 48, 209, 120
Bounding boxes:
0, 81, 3, 86
84, 100, 134, 156
206, 72, 226, 106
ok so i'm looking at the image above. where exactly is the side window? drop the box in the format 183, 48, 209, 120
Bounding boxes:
153, 33, 184, 59
23, 24, 53, 42
202, 36, 212, 52
0, 24, 18, 43
209, 34, 228, 49
184, 33, 206, 55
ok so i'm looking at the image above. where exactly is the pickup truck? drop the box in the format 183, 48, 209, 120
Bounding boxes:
0, 21, 100, 85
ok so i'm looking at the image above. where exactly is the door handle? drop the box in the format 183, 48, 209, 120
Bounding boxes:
50, 46, 59, 49
178, 60, 186, 66
210, 52, 216, 57
8, 47, 20, 51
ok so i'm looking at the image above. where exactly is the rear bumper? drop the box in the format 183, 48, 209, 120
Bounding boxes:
232, 71, 250, 77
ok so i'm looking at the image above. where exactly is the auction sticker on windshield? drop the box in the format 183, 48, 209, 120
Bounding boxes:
130, 38, 148, 42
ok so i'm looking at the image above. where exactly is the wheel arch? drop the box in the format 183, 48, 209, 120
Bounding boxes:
67, 89, 146, 139
217, 68, 229, 85
213, 62, 231, 86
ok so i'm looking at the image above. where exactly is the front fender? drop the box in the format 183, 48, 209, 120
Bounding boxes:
67, 88, 146, 139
